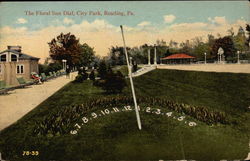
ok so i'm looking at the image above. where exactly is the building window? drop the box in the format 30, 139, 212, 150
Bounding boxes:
0, 54, 7, 62
17, 65, 24, 74
11, 54, 17, 62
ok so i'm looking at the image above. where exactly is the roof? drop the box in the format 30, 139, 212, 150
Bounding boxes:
161, 53, 195, 60
0, 49, 40, 60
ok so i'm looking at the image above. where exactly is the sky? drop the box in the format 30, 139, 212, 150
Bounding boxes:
0, 1, 249, 63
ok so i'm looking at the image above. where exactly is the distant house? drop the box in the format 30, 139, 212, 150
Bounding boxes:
0, 46, 40, 86
161, 53, 196, 64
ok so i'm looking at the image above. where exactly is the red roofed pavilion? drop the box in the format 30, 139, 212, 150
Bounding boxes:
161, 53, 196, 64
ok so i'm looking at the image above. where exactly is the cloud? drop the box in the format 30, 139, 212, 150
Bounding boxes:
0, 26, 27, 35
208, 16, 227, 25
169, 22, 208, 31
16, 18, 27, 24
137, 21, 151, 27
63, 18, 75, 25
164, 14, 176, 23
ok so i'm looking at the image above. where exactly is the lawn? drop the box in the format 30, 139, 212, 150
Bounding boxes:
0, 69, 249, 161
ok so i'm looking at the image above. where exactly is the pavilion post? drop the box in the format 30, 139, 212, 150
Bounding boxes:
148, 48, 151, 65
154, 44, 157, 65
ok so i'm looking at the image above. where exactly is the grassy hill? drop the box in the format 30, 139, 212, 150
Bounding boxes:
0, 69, 249, 161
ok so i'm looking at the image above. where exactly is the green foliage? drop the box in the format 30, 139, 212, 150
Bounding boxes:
233, 31, 248, 52
89, 70, 95, 81
74, 74, 84, 83
211, 36, 236, 59
38, 62, 62, 75
74, 68, 88, 83
48, 33, 96, 68
97, 60, 108, 79
48, 32, 82, 67
95, 70, 126, 94
108, 46, 128, 66
78, 43, 95, 67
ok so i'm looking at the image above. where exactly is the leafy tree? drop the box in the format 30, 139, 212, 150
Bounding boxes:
179, 40, 192, 54
48, 32, 82, 68
245, 24, 250, 50
79, 43, 95, 67
108, 46, 130, 66
97, 60, 107, 79
193, 43, 210, 61
211, 36, 235, 59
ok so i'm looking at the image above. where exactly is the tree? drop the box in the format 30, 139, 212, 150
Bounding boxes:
78, 43, 95, 67
48, 32, 82, 68
97, 60, 107, 79
246, 24, 250, 43
179, 40, 192, 54
193, 43, 210, 60
233, 28, 247, 52
227, 27, 234, 37
108, 46, 129, 66
211, 36, 235, 59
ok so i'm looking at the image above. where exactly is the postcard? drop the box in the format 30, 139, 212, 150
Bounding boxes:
0, 1, 249, 161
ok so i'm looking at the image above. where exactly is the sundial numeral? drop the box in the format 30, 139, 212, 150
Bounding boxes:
70, 130, 78, 135
146, 107, 151, 113
100, 110, 106, 115
124, 106, 132, 111
178, 116, 185, 121
91, 112, 97, 118
104, 109, 110, 114
155, 109, 161, 115
113, 107, 120, 113
166, 112, 172, 117
82, 117, 88, 123
75, 123, 81, 129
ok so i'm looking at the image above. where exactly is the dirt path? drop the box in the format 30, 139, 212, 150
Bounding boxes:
0, 72, 77, 131
157, 64, 250, 74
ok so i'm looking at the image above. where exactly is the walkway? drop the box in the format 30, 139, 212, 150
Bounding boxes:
0, 72, 77, 131
132, 65, 156, 77
157, 64, 250, 74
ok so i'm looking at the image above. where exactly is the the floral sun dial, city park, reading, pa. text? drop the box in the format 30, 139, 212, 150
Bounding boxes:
0, 1, 250, 161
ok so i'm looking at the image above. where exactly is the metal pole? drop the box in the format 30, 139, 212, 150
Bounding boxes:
204, 53, 206, 64
237, 51, 240, 64
120, 25, 142, 130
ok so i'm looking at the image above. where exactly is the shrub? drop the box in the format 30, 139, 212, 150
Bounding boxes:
74, 74, 84, 83
97, 60, 107, 79
39, 62, 63, 75
75, 68, 88, 82
101, 70, 126, 94
89, 70, 95, 81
